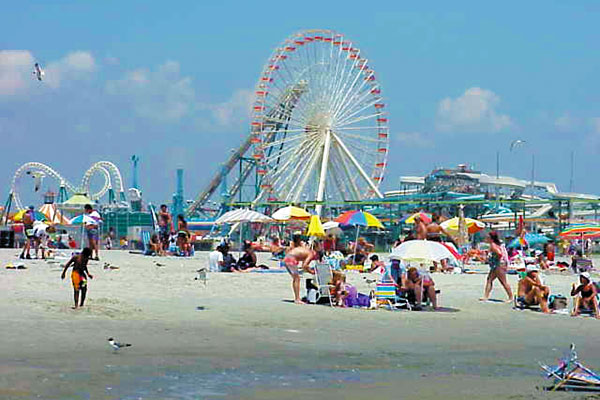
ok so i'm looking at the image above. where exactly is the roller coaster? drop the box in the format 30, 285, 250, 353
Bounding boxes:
2, 161, 127, 223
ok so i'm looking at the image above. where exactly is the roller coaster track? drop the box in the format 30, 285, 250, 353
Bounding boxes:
9, 161, 127, 210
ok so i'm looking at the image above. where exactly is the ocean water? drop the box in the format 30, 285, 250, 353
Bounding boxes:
107, 366, 373, 399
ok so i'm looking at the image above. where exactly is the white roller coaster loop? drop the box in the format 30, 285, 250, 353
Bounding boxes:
10, 161, 126, 210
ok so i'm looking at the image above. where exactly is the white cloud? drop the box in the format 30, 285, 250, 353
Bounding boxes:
200, 89, 253, 126
44, 51, 96, 89
106, 60, 196, 122
436, 87, 511, 133
106, 60, 252, 126
0, 50, 34, 95
0, 50, 96, 94
396, 131, 433, 148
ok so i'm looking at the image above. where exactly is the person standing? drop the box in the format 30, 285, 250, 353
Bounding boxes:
84, 204, 101, 260
33, 223, 56, 259
283, 241, 319, 304
480, 231, 513, 302
61, 247, 94, 309
158, 204, 172, 251
19, 206, 36, 259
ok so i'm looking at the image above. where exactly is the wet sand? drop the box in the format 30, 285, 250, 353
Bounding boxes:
1, 249, 599, 399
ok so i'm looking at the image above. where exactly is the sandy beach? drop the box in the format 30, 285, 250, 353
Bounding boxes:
1, 248, 599, 399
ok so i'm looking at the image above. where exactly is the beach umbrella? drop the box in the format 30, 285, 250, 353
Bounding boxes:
12, 209, 47, 222
402, 212, 432, 224
38, 204, 70, 225
558, 224, 600, 239
508, 232, 550, 248
271, 205, 311, 221
441, 217, 485, 235
215, 208, 273, 224
334, 210, 384, 228
322, 221, 343, 236
390, 240, 456, 263
335, 210, 384, 264
306, 215, 325, 237
69, 214, 98, 225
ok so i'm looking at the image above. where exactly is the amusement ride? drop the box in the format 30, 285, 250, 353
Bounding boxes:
187, 29, 389, 218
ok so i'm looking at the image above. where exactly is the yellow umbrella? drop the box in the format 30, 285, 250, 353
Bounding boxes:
440, 217, 485, 235
272, 205, 311, 221
306, 215, 325, 237
12, 209, 47, 222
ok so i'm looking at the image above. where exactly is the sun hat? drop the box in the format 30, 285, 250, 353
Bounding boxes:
580, 272, 591, 281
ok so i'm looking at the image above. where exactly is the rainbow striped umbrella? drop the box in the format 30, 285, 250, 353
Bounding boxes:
402, 212, 432, 224
335, 210, 384, 228
558, 224, 600, 239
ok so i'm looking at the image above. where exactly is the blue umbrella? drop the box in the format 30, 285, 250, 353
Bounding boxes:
508, 232, 549, 248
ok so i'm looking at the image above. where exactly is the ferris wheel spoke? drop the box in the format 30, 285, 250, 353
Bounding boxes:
336, 112, 382, 128
332, 133, 383, 197
268, 135, 321, 182
335, 97, 381, 127
333, 82, 379, 122
334, 131, 382, 143
330, 145, 362, 200
274, 138, 322, 200
330, 55, 366, 117
288, 139, 325, 202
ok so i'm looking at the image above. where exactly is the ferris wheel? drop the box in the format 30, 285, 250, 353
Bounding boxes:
250, 29, 389, 208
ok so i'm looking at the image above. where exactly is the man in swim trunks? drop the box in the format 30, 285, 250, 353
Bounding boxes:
517, 266, 551, 313
19, 206, 36, 259
84, 204, 101, 260
284, 241, 320, 304
158, 204, 172, 251
61, 247, 94, 309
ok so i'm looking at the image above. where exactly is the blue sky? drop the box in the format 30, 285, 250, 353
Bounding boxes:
2, 1, 600, 207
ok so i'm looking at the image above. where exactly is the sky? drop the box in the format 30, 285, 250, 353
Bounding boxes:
2, 1, 600, 207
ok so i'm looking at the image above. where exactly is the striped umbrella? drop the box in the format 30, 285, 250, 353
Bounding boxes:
334, 210, 384, 228
402, 212, 432, 224
558, 224, 600, 239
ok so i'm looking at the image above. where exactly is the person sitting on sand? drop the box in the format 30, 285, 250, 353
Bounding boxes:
481, 231, 513, 302
149, 233, 164, 256
236, 241, 257, 271
270, 236, 285, 259
330, 270, 370, 308
571, 272, 599, 319
402, 267, 437, 310
517, 266, 551, 313
284, 241, 320, 304
61, 247, 94, 309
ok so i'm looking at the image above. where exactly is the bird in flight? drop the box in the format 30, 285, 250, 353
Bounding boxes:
32, 63, 45, 81
108, 337, 132, 351
509, 140, 526, 151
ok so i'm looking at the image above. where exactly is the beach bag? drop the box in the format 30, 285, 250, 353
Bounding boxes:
307, 288, 319, 304
549, 295, 567, 310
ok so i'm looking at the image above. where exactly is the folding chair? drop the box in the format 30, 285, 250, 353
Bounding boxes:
314, 263, 335, 307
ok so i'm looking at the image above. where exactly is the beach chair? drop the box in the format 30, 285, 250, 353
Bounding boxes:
572, 257, 593, 273
314, 262, 334, 306
373, 280, 411, 310
141, 231, 153, 255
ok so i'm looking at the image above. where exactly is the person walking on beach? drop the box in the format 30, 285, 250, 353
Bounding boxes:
158, 204, 172, 251
61, 247, 94, 309
480, 231, 513, 302
84, 204, 101, 260
19, 206, 36, 259
283, 241, 319, 304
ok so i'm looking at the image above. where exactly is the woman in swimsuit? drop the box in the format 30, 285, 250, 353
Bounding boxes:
480, 231, 513, 302
61, 247, 93, 309
571, 272, 599, 318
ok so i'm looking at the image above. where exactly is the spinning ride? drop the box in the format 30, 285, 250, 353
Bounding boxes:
188, 29, 389, 216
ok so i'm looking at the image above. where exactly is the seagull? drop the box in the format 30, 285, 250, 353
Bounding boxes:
32, 63, 45, 81
108, 337, 132, 351
509, 139, 526, 151
26, 171, 45, 192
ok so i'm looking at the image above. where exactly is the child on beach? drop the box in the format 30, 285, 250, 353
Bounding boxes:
61, 248, 94, 309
